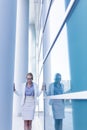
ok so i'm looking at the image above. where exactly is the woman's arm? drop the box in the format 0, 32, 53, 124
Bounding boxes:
34, 83, 43, 97
13, 83, 22, 96
36, 86, 43, 97
42, 83, 51, 96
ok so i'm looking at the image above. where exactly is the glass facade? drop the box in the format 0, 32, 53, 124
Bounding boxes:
1, 0, 87, 130
35, 0, 87, 130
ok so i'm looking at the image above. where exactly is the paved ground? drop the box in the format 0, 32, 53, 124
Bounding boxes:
12, 112, 44, 130
12, 108, 73, 130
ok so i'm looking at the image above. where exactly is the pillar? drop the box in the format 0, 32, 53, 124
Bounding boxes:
66, 0, 87, 130
42, 0, 51, 86
0, 0, 17, 130
29, 25, 36, 76
14, 0, 29, 115
41, 1, 51, 130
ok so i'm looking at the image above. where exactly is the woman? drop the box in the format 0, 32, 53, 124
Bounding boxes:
14, 72, 42, 130
43, 73, 65, 130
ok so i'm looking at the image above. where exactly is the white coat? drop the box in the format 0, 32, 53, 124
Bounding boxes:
14, 82, 42, 106
47, 83, 65, 119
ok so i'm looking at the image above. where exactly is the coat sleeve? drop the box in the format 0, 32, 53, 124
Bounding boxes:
14, 83, 25, 96
13, 83, 21, 96
47, 84, 52, 95
14, 89, 22, 96
34, 83, 42, 97
61, 83, 64, 94
45, 84, 53, 96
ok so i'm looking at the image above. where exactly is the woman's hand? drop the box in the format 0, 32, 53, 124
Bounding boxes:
13, 83, 16, 91
42, 82, 46, 91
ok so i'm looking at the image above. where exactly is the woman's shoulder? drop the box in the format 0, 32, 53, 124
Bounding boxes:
49, 82, 54, 86
48, 83, 54, 90
33, 82, 37, 85
32, 82, 38, 88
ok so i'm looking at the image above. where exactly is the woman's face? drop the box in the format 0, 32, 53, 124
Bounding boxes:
54, 74, 61, 83
26, 75, 33, 84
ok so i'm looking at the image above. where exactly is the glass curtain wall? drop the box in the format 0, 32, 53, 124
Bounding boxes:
39, 0, 73, 130
29, 0, 87, 130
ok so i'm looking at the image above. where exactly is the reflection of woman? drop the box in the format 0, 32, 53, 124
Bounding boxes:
14, 73, 42, 130
44, 73, 65, 130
